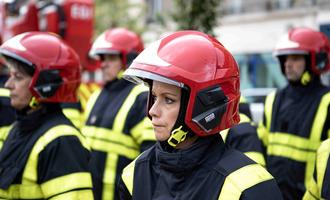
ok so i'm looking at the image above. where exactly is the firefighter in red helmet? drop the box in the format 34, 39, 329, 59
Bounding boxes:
258, 27, 330, 199
82, 27, 155, 200
118, 30, 282, 199
0, 32, 93, 199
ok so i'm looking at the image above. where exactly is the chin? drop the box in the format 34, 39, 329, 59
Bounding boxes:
155, 132, 170, 141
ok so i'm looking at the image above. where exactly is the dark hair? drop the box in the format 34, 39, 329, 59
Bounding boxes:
3, 55, 35, 76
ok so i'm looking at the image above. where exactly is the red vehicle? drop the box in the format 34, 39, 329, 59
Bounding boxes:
0, 0, 98, 72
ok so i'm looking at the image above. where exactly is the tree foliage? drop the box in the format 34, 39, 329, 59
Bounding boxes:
94, 0, 145, 36
172, 0, 221, 35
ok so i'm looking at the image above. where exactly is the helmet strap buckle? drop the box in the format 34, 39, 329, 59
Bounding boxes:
167, 126, 188, 147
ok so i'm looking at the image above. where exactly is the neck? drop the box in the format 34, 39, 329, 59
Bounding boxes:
175, 135, 198, 149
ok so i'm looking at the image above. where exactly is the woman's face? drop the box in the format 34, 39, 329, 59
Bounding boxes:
149, 81, 181, 141
5, 65, 33, 110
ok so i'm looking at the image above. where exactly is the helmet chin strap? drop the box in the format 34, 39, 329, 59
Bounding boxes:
167, 126, 188, 147
300, 71, 311, 85
29, 96, 39, 109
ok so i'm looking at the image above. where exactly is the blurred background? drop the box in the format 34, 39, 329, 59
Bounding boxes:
1, 0, 330, 122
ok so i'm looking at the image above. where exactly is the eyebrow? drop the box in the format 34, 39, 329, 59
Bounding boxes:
152, 91, 179, 97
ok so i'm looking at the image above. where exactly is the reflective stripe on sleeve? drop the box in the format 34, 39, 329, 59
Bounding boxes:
218, 164, 273, 200
41, 172, 92, 198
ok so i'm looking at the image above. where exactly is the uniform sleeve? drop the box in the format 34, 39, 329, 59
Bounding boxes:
37, 135, 94, 200
240, 179, 283, 200
127, 91, 156, 152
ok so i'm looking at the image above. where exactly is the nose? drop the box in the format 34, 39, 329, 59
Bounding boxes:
4, 76, 13, 89
149, 100, 160, 118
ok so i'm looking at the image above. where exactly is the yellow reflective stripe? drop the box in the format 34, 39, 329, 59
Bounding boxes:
316, 139, 330, 195
268, 133, 320, 186
220, 128, 230, 141
131, 117, 155, 144
0, 88, 10, 97
310, 93, 330, 141
240, 96, 247, 103
264, 91, 276, 131
102, 154, 118, 200
122, 158, 138, 195
86, 137, 139, 159
303, 190, 319, 200
218, 164, 273, 200
84, 89, 102, 122
0, 184, 43, 199
41, 172, 92, 198
23, 125, 90, 184
239, 113, 251, 123
112, 84, 148, 133
62, 108, 82, 129
0, 125, 11, 151
268, 133, 321, 151
49, 190, 94, 200
83, 126, 139, 159
82, 126, 139, 149
268, 142, 317, 162
244, 152, 266, 166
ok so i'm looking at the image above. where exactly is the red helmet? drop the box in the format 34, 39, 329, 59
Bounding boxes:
274, 27, 330, 75
0, 31, 81, 103
123, 31, 240, 137
89, 27, 144, 68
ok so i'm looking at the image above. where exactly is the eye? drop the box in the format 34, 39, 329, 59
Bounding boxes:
165, 97, 175, 104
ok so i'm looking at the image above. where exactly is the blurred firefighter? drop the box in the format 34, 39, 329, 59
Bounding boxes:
0, 32, 93, 199
258, 27, 330, 199
82, 27, 155, 200
0, 57, 15, 150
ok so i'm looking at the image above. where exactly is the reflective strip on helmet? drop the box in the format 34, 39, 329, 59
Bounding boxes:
218, 164, 273, 200
82, 126, 139, 159
0, 88, 10, 97
112, 84, 148, 133
123, 68, 185, 88
121, 157, 138, 196
133, 40, 171, 67
131, 117, 155, 145
40, 172, 92, 199
22, 125, 90, 184
244, 152, 266, 166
